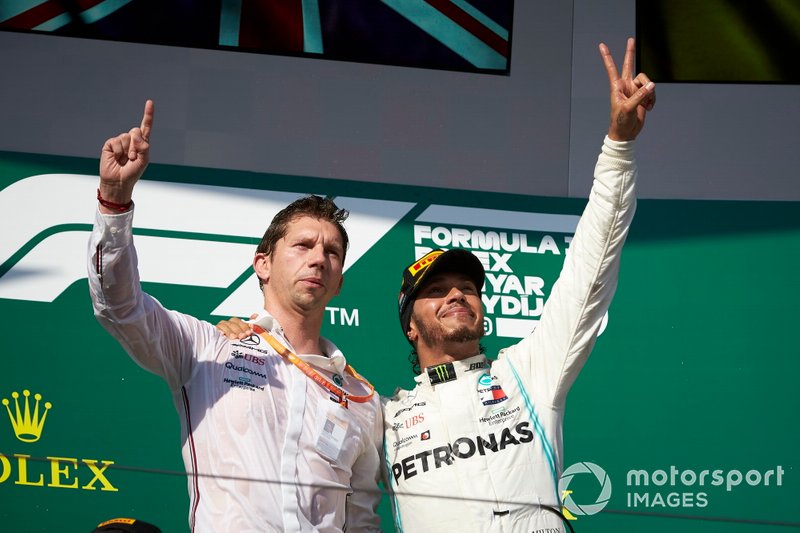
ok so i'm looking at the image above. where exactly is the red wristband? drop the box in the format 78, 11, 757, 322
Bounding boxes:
97, 189, 133, 212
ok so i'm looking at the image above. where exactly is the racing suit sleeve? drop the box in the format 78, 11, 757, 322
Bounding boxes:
500, 136, 637, 409
344, 397, 384, 532
88, 206, 217, 391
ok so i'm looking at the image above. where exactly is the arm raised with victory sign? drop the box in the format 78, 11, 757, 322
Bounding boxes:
503, 38, 655, 408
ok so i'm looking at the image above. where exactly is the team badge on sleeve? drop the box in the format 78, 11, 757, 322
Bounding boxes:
477, 374, 508, 405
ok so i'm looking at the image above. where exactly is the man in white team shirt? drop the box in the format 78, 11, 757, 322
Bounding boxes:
88, 102, 383, 532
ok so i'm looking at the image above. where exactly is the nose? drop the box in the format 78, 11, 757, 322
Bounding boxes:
307, 243, 327, 269
446, 286, 466, 303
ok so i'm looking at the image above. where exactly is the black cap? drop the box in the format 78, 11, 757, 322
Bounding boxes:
91, 518, 162, 533
398, 248, 485, 341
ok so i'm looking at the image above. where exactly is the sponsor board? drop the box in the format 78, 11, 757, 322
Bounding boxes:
1, 152, 798, 531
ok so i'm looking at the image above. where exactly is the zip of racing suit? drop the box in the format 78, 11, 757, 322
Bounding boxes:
383, 136, 638, 533
88, 208, 383, 533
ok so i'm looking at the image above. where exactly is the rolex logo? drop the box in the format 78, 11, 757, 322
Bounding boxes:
2, 390, 52, 443
0, 389, 119, 492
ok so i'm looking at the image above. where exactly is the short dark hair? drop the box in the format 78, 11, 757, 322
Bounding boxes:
256, 195, 349, 289
408, 349, 421, 375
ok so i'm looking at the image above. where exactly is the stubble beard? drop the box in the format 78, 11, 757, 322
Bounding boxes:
412, 310, 484, 347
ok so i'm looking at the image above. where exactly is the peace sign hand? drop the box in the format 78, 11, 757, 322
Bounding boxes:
99, 100, 154, 205
599, 38, 655, 141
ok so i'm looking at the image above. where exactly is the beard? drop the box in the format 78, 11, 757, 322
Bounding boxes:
411, 310, 484, 347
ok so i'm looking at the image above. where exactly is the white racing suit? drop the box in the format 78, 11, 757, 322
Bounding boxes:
88, 209, 383, 533
383, 137, 637, 533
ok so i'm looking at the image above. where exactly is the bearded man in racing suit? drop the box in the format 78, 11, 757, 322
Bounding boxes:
383, 38, 655, 533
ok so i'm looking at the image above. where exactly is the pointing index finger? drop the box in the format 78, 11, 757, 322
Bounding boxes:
140, 99, 154, 141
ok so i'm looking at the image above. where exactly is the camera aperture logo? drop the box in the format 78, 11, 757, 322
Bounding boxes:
558, 462, 612, 519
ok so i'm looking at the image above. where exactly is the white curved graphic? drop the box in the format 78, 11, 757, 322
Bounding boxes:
0, 231, 253, 302
0, 174, 303, 266
0, 174, 416, 316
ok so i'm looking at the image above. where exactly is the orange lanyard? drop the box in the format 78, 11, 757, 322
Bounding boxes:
252, 324, 375, 408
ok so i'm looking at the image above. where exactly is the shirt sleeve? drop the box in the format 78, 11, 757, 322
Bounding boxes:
344, 397, 384, 532
500, 136, 637, 409
87, 206, 217, 390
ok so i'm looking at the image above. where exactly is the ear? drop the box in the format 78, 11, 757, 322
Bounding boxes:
406, 315, 419, 345
253, 253, 271, 286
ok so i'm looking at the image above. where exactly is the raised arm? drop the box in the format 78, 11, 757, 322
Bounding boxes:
502, 38, 654, 407
89, 100, 213, 389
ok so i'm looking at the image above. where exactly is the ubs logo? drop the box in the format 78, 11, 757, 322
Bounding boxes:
391, 413, 425, 431
231, 350, 265, 366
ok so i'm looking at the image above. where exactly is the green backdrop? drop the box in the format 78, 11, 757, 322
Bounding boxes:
1, 151, 797, 532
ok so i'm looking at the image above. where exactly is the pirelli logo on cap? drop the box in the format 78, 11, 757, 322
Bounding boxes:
98, 519, 137, 527
408, 250, 443, 278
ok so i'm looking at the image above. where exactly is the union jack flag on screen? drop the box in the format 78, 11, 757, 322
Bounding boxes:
0, 0, 513, 73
